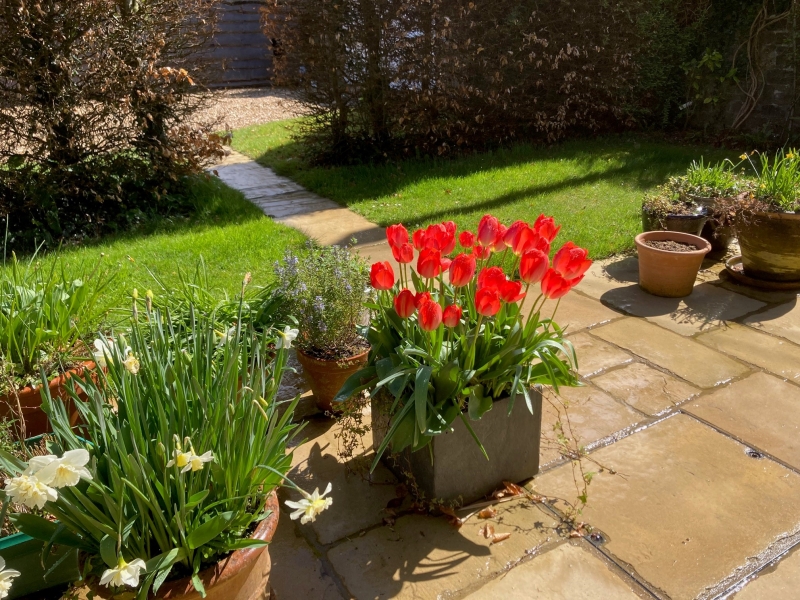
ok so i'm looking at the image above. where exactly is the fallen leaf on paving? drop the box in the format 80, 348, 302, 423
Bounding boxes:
491, 532, 512, 544
479, 523, 495, 539
478, 507, 497, 519
439, 505, 463, 529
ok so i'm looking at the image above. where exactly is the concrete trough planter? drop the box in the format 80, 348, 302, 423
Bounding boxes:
737, 211, 800, 282
371, 388, 543, 505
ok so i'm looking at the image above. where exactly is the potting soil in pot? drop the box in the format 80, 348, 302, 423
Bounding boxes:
644, 240, 700, 253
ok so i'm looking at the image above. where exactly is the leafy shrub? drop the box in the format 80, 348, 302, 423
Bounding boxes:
0, 0, 225, 251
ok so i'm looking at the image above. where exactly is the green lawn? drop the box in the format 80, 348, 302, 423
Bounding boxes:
233, 120, 739, 258
8, 176, 306, 324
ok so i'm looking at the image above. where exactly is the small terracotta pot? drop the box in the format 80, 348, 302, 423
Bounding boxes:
737, 211, 800, 282
0, 361, 94, 437
296, 346, 370, 414
635, 231, 711, 298
69, 493, 279, 600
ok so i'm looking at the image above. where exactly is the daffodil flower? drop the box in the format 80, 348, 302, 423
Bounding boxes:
739, 153, 748, 160
99, 556, 147, 588
23, 454, 57, 476
0, 557, 21, 599
276, 326, 299, 350
123, 352, 140, 374
3, 474, 58, 509
166, 440, 213, 473
35, 449, 93, 489
187, 450, 214, 472
285, 483, 333, 524
166, 447, 194, 470
92, 338, 132, 368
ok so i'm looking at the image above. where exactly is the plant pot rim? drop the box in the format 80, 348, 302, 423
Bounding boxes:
4, 360, 96, 397
635, 231, 711, 256
642, 205, 708, 219
296, 346, 370, 366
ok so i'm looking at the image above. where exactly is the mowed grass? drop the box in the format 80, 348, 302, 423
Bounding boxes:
233, 120, 739, 258
6, 176, 306, 323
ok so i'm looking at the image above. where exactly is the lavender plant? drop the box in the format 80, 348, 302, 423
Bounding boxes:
275, 242, 370, 360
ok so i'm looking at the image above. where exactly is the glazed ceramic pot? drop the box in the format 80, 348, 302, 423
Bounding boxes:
67, 493, 279, 600
0, 362, 94, 437
296, 347, 369, 413
635, 231, 711, 298
737, 211, 800, 282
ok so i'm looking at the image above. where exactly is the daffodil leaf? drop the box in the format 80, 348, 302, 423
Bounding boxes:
100, 534, 117, 568
187, 511, 234, 550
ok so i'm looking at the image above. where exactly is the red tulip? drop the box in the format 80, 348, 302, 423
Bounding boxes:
394, 289, 416, 318
504, 220, 527, 247
417, 248, 442, 278
541, 268, 573, 299
500, 279, 526, 303
519, 248, 549, 284
440, 257, 453, 271
414, 291, 432, 308
386, 224, 409, 248
475, 288, 501, 317
473, 245, 492, 260
493, 224, 509, 251
449, 253, 476, 287
370, 261, 395, 290
477, 214, 500, 246
477, 266, 507, 292
412, 229, 427, 250
391, 242, 414, 264
553, 242, 592, 280
442, 304, 463, 328
442, 221, 457, 254
534, 214, 561, 243
459, 230, 476, 248
418, 299, 443, 331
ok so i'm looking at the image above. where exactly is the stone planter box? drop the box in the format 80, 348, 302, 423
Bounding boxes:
371, 388, 543, 504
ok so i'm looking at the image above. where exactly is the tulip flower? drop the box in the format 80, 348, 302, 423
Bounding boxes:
414, 291, 432, 308
442, 221, 457, 254
520, 248, 549, 284
477, 266, 507, 292
418, 299, 443, 331
286, 482, 333, 524
504, 220, 527, 247
493, 224, 509, 251
391, 242, 414, 264
449, 253, 476, 287
370, 261, 395, 290
440, 257, 453, 271
473, 245, 492, 260
394, 289, 416, 318
443, 304, 463, 327
553, 241, 592, 280
507, 223, 536, 256
534, 214, 561, 243
477, 214, 500, 246
459, 230, 475, 247
417, 248, 442, 278
500, 280, 526, 303
0, 557, 20, 599
412, 229, 427, 250
541, 268, 574, 299
475, 288, 501, 317
100, 557, 147, 588
386, 224, 409, 248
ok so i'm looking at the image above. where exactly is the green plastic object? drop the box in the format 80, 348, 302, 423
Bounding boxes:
0, 532, 80, 599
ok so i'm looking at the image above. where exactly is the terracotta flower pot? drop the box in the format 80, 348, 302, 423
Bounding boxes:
737, 211, 800, 282
635, 231, 711, 298
67, 493, 279, 600
296, 347, 370, 414
0, 361, 94, 437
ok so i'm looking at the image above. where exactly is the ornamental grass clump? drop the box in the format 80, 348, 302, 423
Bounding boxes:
275, 242, 370, 360
0, 301, 331, 599
337, 215, 589, 466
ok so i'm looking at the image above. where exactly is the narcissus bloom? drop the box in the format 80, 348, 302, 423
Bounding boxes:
370, 261, 395, 290
418, 300, 443, 331
286, 482, 333, 524
394, 289, 416, 318
100, 557, 147, 588
443, 304, 463, 327
541, 269, 574, 299
391, 242, 414, 264
35, 449, 92, 489
0, 556, 20, 599
553, 241, 592, 280
276, 326, 299, 349
520, 248, 549, 284
449, 253, 476, 287
123, 353, 140, 374
386, 224, 409, 248
417, 248, 442, 279
475, 288, 501, 316
3, 474, 57, 510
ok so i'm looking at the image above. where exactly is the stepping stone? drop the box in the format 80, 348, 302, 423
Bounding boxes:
592, 318, 750, 388
732, 546, 800, 599
591, 362, 699, 416
697, 323, 800, 382
744, 301, 800, 347
566, 332, 633, 377
464, 542, 644, 599
532, 414, 800, 600
327, 498, 561, 599
684, 371, 800, 470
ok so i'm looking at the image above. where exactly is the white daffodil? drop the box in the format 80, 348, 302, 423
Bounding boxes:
276, 326, 299, 350
285, 483, 333, 524
123, 352, 140, 374
3, 474, 58, 509
166, 447, 193, 470
23, 454, 57, 476
186, 450, 214, 473
0, 556, 20, 599
99, 557, 147, 588
35, 449, 93, 489
93, 338, 132, 368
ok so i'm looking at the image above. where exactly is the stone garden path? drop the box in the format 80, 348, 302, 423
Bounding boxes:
211, 152, 800, 600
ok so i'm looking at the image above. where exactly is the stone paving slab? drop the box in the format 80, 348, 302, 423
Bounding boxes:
684, 371, 800, 470
743, 301, 800, 346
279, 210, 387, 247
464, 542, 647, 600
592, 318, 751, 388
696, 323, 800, 382
591, 362, 700, 417
566, 332, 633, 377
327, 498, 562, 599
538, 291, 623, 333
532, 414, 800, 600
731, 546, 800, 599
